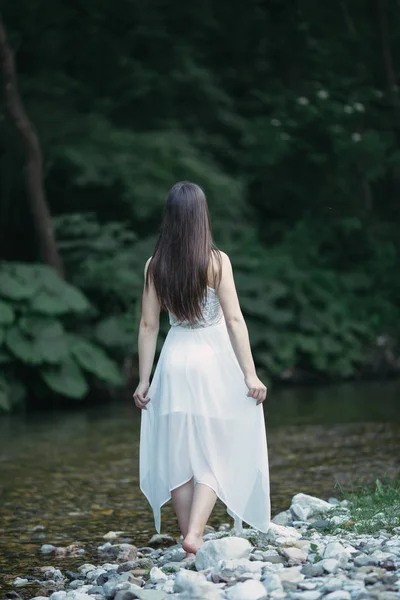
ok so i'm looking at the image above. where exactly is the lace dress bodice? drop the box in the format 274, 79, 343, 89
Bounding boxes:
168, 286, 223, 329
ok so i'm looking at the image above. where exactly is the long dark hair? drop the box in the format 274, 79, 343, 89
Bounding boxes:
145, 181, 222, 325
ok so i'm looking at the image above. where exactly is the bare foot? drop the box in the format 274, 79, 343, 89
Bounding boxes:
185, 551, 196, 559
182, 533, 203, 555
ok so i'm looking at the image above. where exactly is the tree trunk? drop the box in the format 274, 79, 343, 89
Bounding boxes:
0, 15, 64, 277
377, 0, 398, 99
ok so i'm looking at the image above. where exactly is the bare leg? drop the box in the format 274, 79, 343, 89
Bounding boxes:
182, 483, 217, 555
171, 477, 195, 538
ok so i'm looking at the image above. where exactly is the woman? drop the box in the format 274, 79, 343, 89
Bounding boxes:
134, 181, 270, 557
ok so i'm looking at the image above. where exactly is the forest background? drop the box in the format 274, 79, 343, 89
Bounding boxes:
1, 0, 400, 412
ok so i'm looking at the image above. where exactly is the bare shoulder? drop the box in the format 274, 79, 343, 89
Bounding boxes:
216, 250, 233, 275
208, 249, 233, 289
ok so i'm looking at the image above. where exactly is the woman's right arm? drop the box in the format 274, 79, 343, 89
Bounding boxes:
216, 252, 267, 405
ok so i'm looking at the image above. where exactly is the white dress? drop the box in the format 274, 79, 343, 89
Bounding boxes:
139, 286, 271, 533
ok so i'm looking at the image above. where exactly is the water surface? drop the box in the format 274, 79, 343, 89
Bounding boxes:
0, 380, 399, 594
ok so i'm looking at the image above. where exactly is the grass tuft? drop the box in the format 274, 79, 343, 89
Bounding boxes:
330, 476, 400, 535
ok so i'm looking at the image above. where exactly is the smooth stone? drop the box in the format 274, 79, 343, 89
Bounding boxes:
157, 548, 186, 565
65, 593, 95, 600
13, 578, 30, 587
323, 592, 351, 600
41, 544, 56, 554
117, 562, 137, 574
102, 580, 119, 599
291, 493, 333, 519
328, 498, 340, 505
149, 567, 167, 584
87, 586, 104, 595
50, 594, 67, 600
133, 558, 155, 570
291, 504, 310, 522
31, 598, 50, 600
272, 511, 292, 526
103, 531, 127, 540
260, 523, 302, 544
148, 534, 176, 548
323, 542, 349, 567
86, 569, 107, 582
280, 547, 308, 564
78, 565, 97, 576
278, 566, 305, 583
65, 571, 84, 582
321, 579, 343, 592
354, 554, 375, 567
116, 544, 138, 563
261, 549, 285, 564
195, 537, 252, 571
320, 558, 339, 573
68, 581, 86, 590
261, 572, 284, 594
291, 592, 322, 600
301, 564, 324, 578
215, 558, 263, 580
173, 570, 211, 593
308, 520, 331, 531
128, 590, 167, 600
96, 571, 118, 585
225, 579, 268, 600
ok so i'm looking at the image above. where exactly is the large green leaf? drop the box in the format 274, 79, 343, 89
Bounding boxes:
7, 317, 69, 365
95, 315, 135, 350
69, 335, 124, 385
0, 299, 15, 326
5, 326, 42, 365
41, 358, 89, 399
30, 284, 90, 315
0, 264, 39, 300
29, 265, 91, 315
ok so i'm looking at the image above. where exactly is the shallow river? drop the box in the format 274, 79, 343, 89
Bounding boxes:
0, 380, 400, 594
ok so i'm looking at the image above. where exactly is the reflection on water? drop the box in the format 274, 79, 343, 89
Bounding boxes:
0, 380, 399, 593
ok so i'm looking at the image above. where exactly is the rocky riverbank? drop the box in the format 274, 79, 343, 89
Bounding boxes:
10, 493, 400, 600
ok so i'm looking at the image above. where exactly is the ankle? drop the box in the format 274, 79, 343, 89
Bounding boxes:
186, 529, 203, 539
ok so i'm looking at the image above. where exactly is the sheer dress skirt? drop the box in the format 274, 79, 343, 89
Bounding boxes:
139, 316, 271, 533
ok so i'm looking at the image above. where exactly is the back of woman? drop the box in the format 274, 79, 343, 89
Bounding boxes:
134, 181, 270, 556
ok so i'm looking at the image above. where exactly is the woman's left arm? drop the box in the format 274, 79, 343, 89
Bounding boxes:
133, 257, 160, 410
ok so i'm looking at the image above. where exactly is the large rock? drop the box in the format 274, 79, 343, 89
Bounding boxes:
280, 547, 308, 564
213, 558, 264, 580
195, 537, 252, 571
278, 566, 305, 583
323, 542, 349, 567
149, 567, 168, 584
271, 510, 292, 526
64, 593, 95, 600
290, 493, 333, 520
320, 558, 339, 573
323, 592, 351, 600
225, 579, 268, 600
259, 523, 302, 545
261, 572, 284, 595
173, 569, 212, 594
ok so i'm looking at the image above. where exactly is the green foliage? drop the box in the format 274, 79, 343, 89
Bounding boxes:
0, 262, 124, 412
330, 477, 400, 535
2, 0, 400, 412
